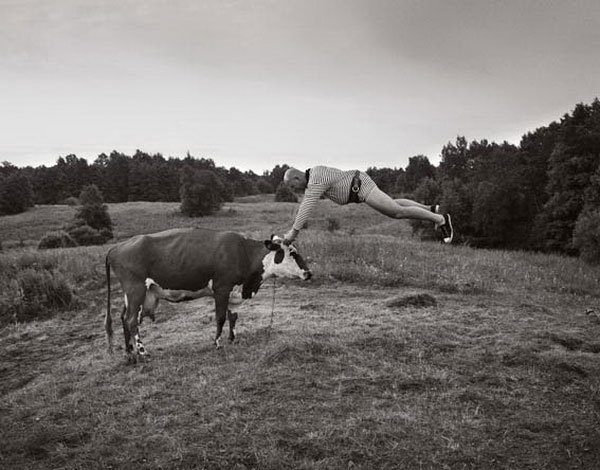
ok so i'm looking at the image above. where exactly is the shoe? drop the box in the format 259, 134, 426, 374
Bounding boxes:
439, 214, 453, 244
430, 204, 440, 214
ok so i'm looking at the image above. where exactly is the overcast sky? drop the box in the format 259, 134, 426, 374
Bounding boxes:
1, 0, 599, 172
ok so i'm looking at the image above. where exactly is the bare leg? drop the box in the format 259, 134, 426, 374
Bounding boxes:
365, 188, 444, 225
393, 198, 432, 211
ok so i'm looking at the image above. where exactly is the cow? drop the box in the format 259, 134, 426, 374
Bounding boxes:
104, 228, 311, 361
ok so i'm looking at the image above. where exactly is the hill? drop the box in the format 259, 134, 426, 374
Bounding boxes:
1, 199, 600, 468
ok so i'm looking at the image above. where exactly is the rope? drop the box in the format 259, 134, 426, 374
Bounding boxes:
267, 277, 276, 338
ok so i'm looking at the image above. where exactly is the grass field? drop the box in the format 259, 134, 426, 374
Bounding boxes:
1, 198, 600, 469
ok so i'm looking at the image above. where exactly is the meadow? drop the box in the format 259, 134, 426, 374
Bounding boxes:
1, 197, 600, 469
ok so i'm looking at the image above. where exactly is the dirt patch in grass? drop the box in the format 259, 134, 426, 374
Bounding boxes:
385, 292, 437, 309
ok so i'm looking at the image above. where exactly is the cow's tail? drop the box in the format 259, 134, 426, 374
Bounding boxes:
105, 253, 114, 353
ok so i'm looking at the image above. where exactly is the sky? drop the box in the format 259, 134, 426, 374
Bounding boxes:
1, 0, 599, 173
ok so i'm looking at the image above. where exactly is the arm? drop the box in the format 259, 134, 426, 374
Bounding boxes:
284, 183, 328, 242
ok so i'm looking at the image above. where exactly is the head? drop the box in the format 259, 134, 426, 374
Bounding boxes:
262, 235, 312, 281
283, 167, 307, 191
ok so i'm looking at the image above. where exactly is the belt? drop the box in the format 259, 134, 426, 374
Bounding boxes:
348, 170, 361, 204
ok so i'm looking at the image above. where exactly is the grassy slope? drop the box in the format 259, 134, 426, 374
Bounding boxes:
1, 200, 600, 469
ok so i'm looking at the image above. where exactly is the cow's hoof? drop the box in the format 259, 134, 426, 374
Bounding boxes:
215, 337, 223, 349
137, 354, 150, 363
126, 353, 138, 364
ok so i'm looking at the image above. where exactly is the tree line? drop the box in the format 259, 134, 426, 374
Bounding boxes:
361, 99, 600, 260
1, 98, 599, 261
0, 151, 287, 209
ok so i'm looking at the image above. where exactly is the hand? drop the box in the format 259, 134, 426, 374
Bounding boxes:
283, 229, 298, 245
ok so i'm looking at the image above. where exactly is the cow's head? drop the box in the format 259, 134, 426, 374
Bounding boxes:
262, 236, 312, 281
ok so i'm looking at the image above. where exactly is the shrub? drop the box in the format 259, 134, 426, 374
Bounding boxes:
275, 182, 298, 203
75, 204, 113, 233
573, 209, 600, 264
409, 177, 442, 240
64, 185, 113, 245
257, 180, 274, 194
68, 224, 108, 246
62, 196, 80, 206
1, 268, 74, 324
38, 231, 78, 250
180, 168, 224, 217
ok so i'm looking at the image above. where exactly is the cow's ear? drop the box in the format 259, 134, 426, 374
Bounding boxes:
264, 240, 279, 251
274, 249, 285, 264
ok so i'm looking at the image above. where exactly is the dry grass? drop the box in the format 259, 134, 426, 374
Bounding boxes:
2, 200, 600, 469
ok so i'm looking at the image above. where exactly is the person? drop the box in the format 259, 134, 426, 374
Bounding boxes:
282, 166, 453, 244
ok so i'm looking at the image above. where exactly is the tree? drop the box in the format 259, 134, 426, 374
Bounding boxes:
440, 178, 472, 245
55, 155, 92, 200
533, 101, 600, 253
404, 155, 436, 192
366, 167, 404, 195
0, 172, 34, 215
268, 164, 289, 189
275, 182, 298, 202
65, 184, 113, 245
573, 209, 600, 264
180, 168, 224, 217
104, 152, 129, 202
438, 136, 471, 182
409, 177, 441, 240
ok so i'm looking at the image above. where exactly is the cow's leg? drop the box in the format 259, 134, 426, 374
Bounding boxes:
124, 284, 148, 362
213, 288, 231, 349
120, 304, 131, 353
227, 309, 238, 343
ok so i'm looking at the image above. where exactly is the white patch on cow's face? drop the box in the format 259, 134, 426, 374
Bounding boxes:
124, 294, 129, 309
262, 245, 310, 281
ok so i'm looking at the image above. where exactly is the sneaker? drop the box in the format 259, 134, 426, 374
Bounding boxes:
430, 204, 440, 214
439, 214, 453, 244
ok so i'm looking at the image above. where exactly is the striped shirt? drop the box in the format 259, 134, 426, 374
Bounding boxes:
291, 166, 377, 231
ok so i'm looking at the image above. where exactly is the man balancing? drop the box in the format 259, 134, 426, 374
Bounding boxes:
282, 166, 453, 245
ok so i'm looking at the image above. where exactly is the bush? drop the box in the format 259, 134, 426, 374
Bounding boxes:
75, 204, 113, 233
38, 231, 78, 250
1, 268, 74, 324
275, 182, 298, 202
62, 196, 80, 206
573, 210, 600, 264
68, 224, 108, 246
409, 177, 442, 240
180, 168, 224, 217
63, 185, 113, 246
257, 180, 274, 194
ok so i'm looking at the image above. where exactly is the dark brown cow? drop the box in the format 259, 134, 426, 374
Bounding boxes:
105, 228, 311, 361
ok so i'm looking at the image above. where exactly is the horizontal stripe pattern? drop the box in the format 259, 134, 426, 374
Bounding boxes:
292, 166, 377, 231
